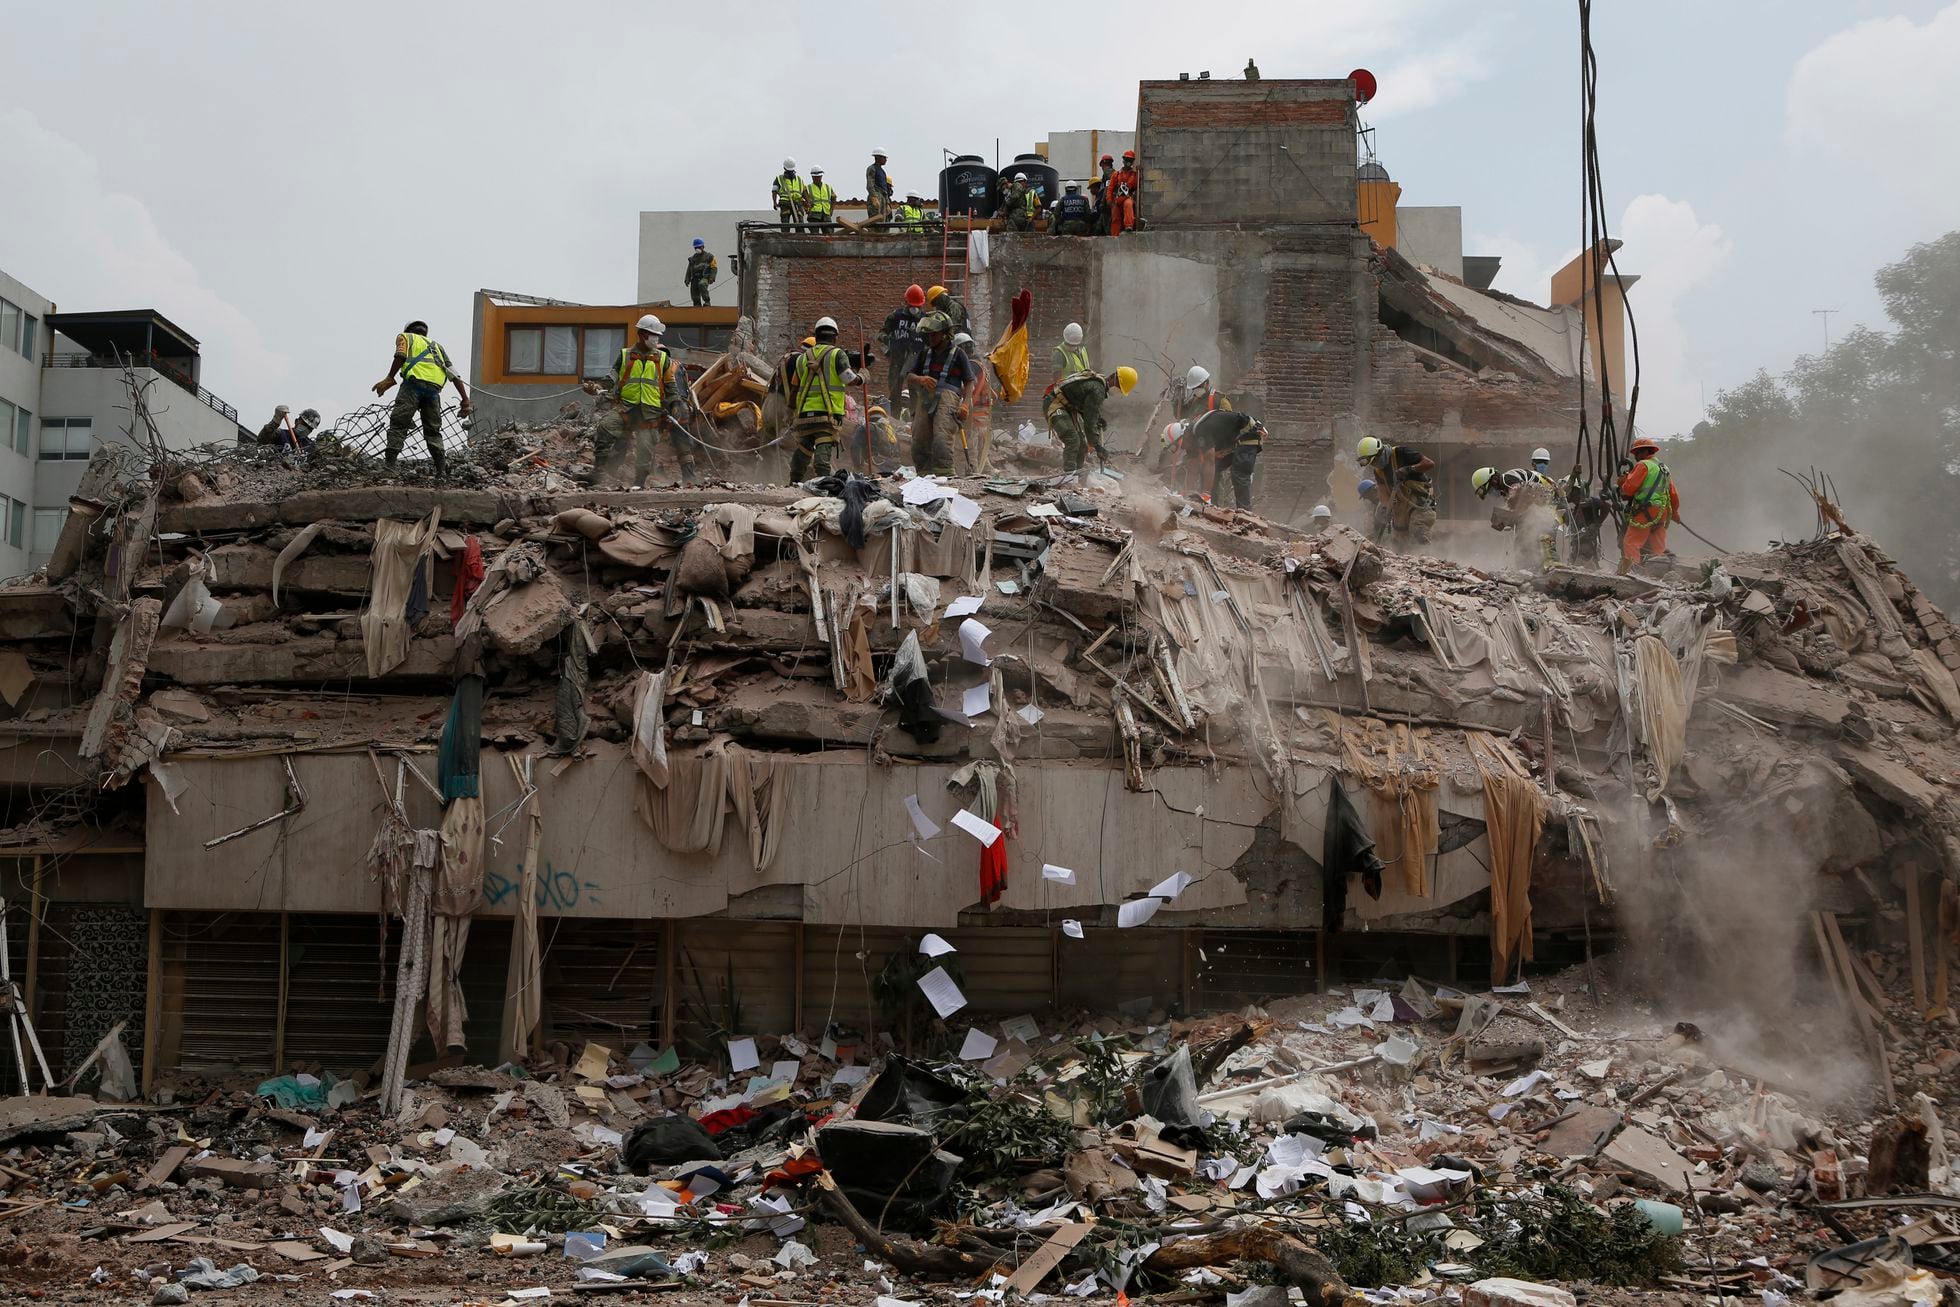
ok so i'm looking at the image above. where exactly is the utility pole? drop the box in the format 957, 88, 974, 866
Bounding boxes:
1812, 308, 1838, 353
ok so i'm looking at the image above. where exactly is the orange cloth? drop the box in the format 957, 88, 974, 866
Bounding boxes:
1615, 461, 1679, 524
1621, 519, 1670, 562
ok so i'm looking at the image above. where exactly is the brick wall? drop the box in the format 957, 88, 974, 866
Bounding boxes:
745, 235, 947, 366
1137, 80, 1357, 228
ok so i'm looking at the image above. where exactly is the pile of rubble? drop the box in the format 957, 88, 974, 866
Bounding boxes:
3, 951, 1958, 1306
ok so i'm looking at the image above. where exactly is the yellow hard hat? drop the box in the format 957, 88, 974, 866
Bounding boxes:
927, 285, 947, 301
1471, 466, 1496, 496
803, 336, 816, 347
1356, 436, 1383, 462
1112, 366, 1138, 395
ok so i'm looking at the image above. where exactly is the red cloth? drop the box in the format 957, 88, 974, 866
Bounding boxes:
450, 536, 486, 626
698, 1105, 758, 1136
978, 836, 1007, 907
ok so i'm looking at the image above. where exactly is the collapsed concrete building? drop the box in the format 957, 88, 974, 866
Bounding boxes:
1, 404, 1957, 1100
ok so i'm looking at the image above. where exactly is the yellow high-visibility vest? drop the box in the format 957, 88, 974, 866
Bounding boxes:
793, 345, 848, 417
401, 333, 451, 386
617, 347, 670, 408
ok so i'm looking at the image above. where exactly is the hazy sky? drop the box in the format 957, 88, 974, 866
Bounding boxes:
3, 0, 1954, 441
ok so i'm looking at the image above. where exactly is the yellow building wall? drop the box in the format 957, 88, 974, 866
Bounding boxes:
1357, 179, 1400, 249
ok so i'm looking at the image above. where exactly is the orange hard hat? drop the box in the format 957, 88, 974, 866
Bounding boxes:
1122, 148, 1136, 159
1630, 435, 1661, 455
905, 284, 926, 307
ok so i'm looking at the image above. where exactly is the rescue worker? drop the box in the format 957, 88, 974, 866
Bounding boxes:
956, 331, 997, 473
252, 405, 321, 460
589, 313, 693, 487
879, 285, 928, 410
1357, 478, 1389, 539
1047, 362, 1136, 475
1003, 173, 1039, 232
373, 319, 470, 474
1531, 445, 1553, 479
1473, 465, 1558, 572
772, 158, 807, 231
866, 149, 895, 224
849, 401, 902, 473
1164, 365, 1227, 492
1355, 435, 1437, 548
760, 335, 809, 458
1616, 435, 1678, 574
1092, 155, 1115, 233
806, 167, 837, 231
1192, 405, 1265, 510
787, 316, 860, 483
906, 311, 978, 475
1052, 181, 1094, 235
1309, 504, 1334, 530
685, 239, 717, 307
896, 192, 927, 232
925, 284, 968, 338
1054, 322, 1090, 379
1108, 148, 1140, 235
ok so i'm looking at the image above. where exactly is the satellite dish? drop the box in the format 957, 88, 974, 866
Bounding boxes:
1350, 68, 1378, 104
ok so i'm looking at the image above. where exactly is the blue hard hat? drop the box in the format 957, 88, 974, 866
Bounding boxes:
692, 238, 705, 248
1358, 478, 1377, 494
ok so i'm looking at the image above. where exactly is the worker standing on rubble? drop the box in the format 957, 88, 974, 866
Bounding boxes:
685, 239, 717, 307
786, 317, 860, 483
907, 311, 978, 475
1047, 363, 1136, 476
373, 320, 470, 475
589, 314, 693, 488
867, 149, 895, 224
926, 285, 968, 339
1108, 149, 1140, 235
880, 285, 928, 411
1054, 323, 1090, 379
1356, 436, 1437, 548
1192, 405, 1266, 510
1473, 465, 1558, 571
1051, 182, 1094, 235
956, 332, 997, 474
772, 159, 807, 231
806, 168, 837, 232
1616, 435, 1679, 574
1162, 366, 1227, 492
760, 335, 809, 458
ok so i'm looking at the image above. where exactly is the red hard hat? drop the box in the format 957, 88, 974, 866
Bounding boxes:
904, 285, 926, 307
1122, 149, 1135, 159
1099, 154, 1113, 165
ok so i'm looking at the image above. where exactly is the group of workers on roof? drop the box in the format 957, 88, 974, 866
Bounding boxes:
764, 149, 1144, 237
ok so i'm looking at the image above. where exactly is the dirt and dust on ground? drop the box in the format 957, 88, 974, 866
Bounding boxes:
3, 941, 1956, 1307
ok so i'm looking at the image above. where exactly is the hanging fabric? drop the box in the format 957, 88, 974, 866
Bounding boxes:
1323, 775, 1385, 900
361, 509, 440, 678
438, 674, 484, 802
1467, 732, 1545, 986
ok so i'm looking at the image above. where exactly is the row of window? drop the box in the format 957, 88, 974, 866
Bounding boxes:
0, 499, 64, 553
503, 323, 735, 376
0, 298, 38, 361
0, 401, 90, 461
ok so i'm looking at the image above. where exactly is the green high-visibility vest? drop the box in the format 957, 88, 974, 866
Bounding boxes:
777, 174, 805, 203
401, 333, 450, 386
1629, 458, 1671, 521
793, 344, 848, 417
807, 182, 835, 216
1055, 343, 1089, 375
617, 347, 670, 408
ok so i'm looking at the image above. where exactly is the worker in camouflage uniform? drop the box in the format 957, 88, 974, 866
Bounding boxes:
685, 239, 717, 306
587, 314, 693, 487
1046, 364, 1137, 474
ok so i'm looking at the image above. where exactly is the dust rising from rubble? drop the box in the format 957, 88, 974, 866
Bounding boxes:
1604, 814, 1874, 1108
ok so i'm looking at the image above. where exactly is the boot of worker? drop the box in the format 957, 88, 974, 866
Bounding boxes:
678, 460, 699, 488
1616, 556, 1634, 576
429, 446, 447, 478
787, 447, 810, 485
383, 448, 399, 470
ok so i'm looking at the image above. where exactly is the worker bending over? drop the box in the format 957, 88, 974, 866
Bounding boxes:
1161, 365, 1226, 492
1047, 364, 1136, 476
772, 159, 807, 231
251, 405, 322, 460
787, 316, 861, 483
896, 193, 927, 232
373, 319, 470, 475
589, 314, 693, 487
1194, 406, 1266, 510
685, 239, 716, 307
907, 312, 977, 475
1356, 436, 1436, 548
1473, 465, 1558, 572
1616, 435, 1678, 574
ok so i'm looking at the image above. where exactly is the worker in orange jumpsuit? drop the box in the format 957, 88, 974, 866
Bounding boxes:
1615, 435, 1679, 574
1108, 149, 1140, 235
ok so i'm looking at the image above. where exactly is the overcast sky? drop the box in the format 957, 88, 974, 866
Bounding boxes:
3, 0, 1955, 441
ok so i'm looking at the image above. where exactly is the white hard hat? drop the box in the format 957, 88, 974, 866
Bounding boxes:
813, 316, 838, 333
1062, 322, 1084, 346
954, 332, 974, 348
1161, 420, 1187, 447
811, 165, 824, 174
1185, 365, 1210, 389
872, 147, 888, 156
1310, 504, 1332, 519
636, 314, 665, 336
783, 157, 797, 171
1531, 447, 1551, 462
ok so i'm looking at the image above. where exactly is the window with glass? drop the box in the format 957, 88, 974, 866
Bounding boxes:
506, 323, 643, 377
39, 417, 93, 461
541, 325, 578, 373
582, 328, 625, 379
4, 498, 21, 549
506, 327, 543, 373
20, 316, 35, 361
0, 401, 12, 453
13, 406, 28, 456
32, 508, 68, 555
0, 300, 18, 355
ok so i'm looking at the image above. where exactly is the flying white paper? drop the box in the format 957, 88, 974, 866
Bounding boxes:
903, 795, 940, 841
962, 682, 992, 718
1061, 919, 1084, 938
950, 808, 1003, 846
727, 1037, 760, 1072
959, 618, 993, 666
1149, 871, 1193, 900
1041, 863, 1077, 885
1117, 897, 1163, 928
958, 1028, 998, 1061
919, 933, 957, 957
915, 965, 968, 1017
944, 595, 984, 618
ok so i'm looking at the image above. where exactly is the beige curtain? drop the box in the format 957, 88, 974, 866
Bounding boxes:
361, 509, 440, 678
427, 795, 484, 1050
1467, 732, 1545, 986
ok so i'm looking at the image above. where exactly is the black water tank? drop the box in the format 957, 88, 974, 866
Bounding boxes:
1004, 152, 1060, 206
939, 155, 998, 218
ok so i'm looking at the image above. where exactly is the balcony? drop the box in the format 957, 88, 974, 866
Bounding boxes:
43, 350, 239, 423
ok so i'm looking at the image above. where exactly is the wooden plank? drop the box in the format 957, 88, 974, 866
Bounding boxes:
1907, 870, 1929, 1014
1814, 912, 1874, 1027
1846, 948, 1893, 1013
139, 1144, 193, 1192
